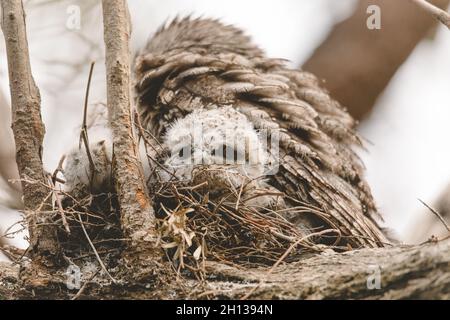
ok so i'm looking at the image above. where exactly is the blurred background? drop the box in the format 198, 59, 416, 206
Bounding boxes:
1, 0, 449, 261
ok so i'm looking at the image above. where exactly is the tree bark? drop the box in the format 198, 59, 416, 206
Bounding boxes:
0, 0, 59, 261
101, 0, 157, 253
1, 239, 449, 299
303, 0, 450, 120
205, 239, 450, 299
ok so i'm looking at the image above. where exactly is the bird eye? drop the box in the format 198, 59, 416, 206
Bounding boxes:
233, 149, 239, 162
222, 145, 228, 159
177, 145, 192, 160
213, 144, 246, 163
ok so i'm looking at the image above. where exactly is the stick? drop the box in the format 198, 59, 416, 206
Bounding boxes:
77, 213, 117, 283
71, 269, 100, 300
47, 173, 70, 234
52, 155, 66, 185
79, 62, 98, 177
418, 198, 450, 232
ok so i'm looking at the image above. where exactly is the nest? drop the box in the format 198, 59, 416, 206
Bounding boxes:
57, 190, 124, 267
27, 99, 341, 281
31, 170, 335, 285
152, 179, 333, 273
3, 139, 340, 285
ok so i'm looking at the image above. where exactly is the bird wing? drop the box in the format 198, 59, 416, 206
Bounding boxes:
222, 60, 389, 248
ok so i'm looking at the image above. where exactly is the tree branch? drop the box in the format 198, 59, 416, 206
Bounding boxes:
206, 239, 450, 299
101, 0, 156, 250
1, 239, 449, 299
0, 0, 59, 261
303, 0, 450, 120
411, 0, 450, 29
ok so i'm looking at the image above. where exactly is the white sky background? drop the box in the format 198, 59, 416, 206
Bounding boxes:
359, 25, 450, 241
1, 0, 449, 260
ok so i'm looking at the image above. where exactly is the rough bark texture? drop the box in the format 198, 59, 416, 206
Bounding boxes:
303, 0, 450, 120
204, 239, 450, 299
101, 1, 164, 282
101, 0, 156, 248
0, 0, 59, 261
1, 239, 449, 299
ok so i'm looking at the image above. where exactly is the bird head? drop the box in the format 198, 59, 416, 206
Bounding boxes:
158, 106, 270, 197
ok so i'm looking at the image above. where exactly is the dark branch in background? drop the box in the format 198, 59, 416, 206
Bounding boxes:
0, 0, 59, 262
411, 0, 450, 29
101, 0, 157, 250
303, 0, 450, 120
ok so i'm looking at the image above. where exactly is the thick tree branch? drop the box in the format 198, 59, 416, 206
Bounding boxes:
206, 239, 450, 299
303, 0, 450, 120
0, 0, 59, 260
1, 239, 449, 299
101, 0, 156, 249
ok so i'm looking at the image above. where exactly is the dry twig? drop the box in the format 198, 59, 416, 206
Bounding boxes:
79, 62, 98, 177
418, 198, 450, 232
77, 213, 117, 283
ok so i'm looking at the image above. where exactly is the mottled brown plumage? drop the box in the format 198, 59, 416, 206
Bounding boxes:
134, 17, 389, 248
